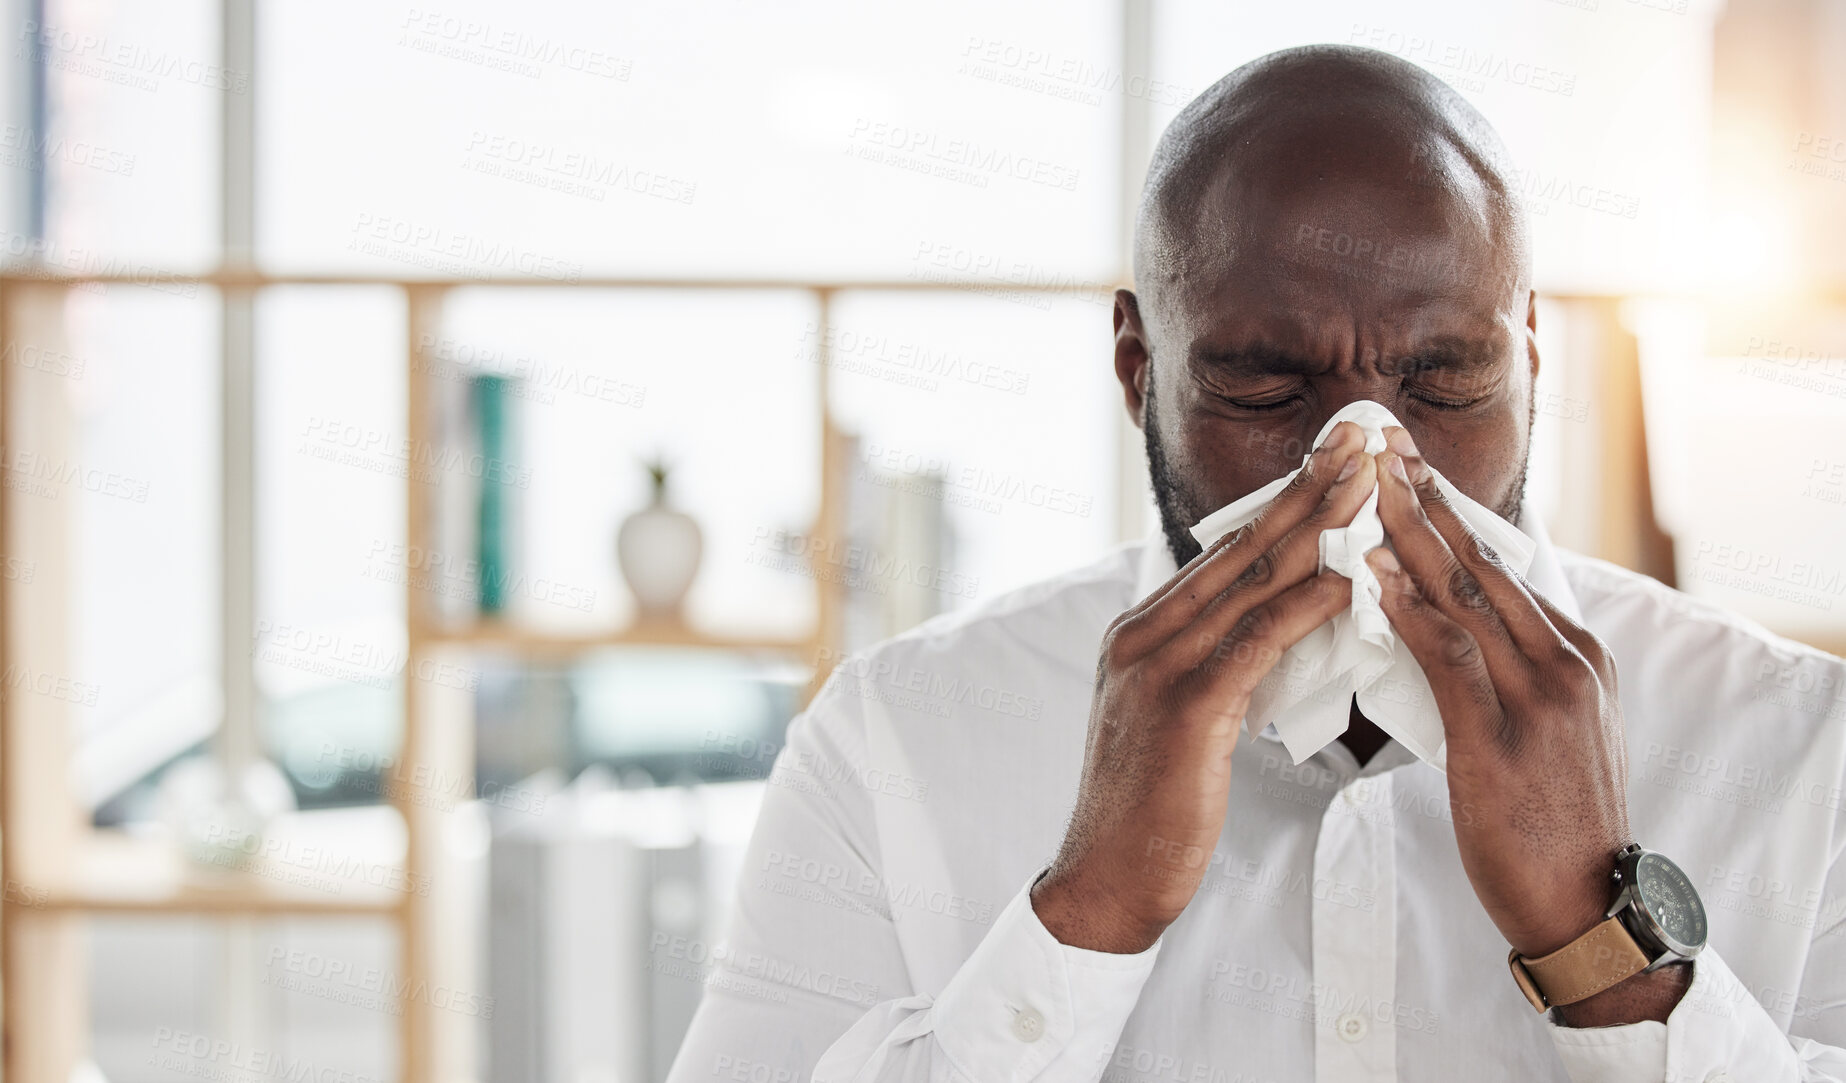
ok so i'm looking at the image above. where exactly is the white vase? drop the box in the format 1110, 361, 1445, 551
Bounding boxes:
156, 757, 297, 874
618, 496, 702, 620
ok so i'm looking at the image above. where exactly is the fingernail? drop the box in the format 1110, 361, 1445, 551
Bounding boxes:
1336, 455, 1360, 482
1386, 454, 1410, 484
1368, 547, 1401, 573
1313, 423, 1347, 456
1385, 426, 1418, 457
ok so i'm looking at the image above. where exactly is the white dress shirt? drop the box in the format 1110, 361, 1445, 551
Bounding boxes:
666, 514, 1846, 1083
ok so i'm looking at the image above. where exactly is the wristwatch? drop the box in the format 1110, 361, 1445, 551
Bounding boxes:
1507, 843, 1708, 1012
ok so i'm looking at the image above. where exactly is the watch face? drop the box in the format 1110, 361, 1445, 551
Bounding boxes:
1633, 851, 1709, 953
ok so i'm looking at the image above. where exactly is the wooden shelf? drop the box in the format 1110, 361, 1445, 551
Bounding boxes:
1, 273, 848, 1083
29, 886, 402, 918
14, 822, 410, 918
417, 620, 819, 656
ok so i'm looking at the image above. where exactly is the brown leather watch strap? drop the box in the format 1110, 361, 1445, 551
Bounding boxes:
1507, 917, 1651, 1012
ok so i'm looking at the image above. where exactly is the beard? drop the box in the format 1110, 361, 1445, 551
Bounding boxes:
1143, 377, 1210, 569
1143, 377, 1533, 570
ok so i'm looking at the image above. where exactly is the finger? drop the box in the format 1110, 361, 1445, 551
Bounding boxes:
1176, 453, 1378, 669
1380, 426, 1562, 657
1118, 420, 1367, 651
1365, 546, 1508, 753
1527, 586, 1619, 689
1373, 442, 1526, 682
1181, 569, 1355, 708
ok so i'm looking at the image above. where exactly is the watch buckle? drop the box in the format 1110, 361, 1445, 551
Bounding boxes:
1506, 949, 1549, 1013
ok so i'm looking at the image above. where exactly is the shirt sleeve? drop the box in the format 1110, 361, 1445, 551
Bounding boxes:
664, 666, 1159, 1083
810, 878, 1161, 1083
1545, 855, 1846, 1082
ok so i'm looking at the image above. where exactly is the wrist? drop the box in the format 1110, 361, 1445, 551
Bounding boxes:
1030, 868, 1167, 955
1510, 872, 1615, 960
1514, 845, 1707, 1026
1550, 960, 1692, 1028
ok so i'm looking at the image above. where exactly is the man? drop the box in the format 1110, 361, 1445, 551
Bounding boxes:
668, 45, 1846, 1082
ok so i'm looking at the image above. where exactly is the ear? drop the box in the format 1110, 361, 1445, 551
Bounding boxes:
1524, 289, 1541, 384
1114, 289, 1151, 429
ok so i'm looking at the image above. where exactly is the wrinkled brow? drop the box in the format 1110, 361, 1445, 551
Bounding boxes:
1191, 337, 1502, 379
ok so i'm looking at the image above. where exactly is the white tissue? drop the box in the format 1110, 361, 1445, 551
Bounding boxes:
1187, 400, 1535, 771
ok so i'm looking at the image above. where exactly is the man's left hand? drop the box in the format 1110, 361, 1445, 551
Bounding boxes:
1364, 425, 1690, 1025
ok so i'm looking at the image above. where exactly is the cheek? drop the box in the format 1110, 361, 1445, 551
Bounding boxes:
1415, 401, 1527, 505
1175, 411, 1317, 511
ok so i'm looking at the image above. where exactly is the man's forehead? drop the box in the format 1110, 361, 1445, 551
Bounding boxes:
1154, 170, 1519, 366
1194, 160, 1502, 287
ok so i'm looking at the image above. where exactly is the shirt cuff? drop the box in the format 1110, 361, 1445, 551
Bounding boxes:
930, 872, 1161, 1082
1545, 947, 1800, 1082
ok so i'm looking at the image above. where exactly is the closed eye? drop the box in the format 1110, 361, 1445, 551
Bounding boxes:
1226, 393, 1307, 412
1408, 390, 1486, 410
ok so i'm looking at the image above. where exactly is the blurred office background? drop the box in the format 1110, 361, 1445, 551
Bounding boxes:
1, 0, 1843, 1080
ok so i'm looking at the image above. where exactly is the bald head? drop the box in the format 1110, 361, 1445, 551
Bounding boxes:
1133, 45, 1530, 341
1113, 45, 1543, 568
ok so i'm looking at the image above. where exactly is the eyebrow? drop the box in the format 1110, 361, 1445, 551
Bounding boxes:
1191, 337, 1501, 378
1190, 342, 1313, 376
1386, 340, 1502, 379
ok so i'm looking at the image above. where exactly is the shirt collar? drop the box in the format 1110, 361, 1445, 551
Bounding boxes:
1127, 503, 1584, 755
1514, 507, 1583, 625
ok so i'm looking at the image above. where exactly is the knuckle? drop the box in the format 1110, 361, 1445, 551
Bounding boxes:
1232, 550, 1276, 590
1229, 604, 1278, 645
1304, 483, 1344, 525
1395, 567, 1432, 606
1488, 712, 1525, 756
1215, 523, 1255, 554
1099, 622, 1132, 668
1284, 458, 1322, 493
1573, 650, 1604, 689
1582, 634, 1618, 683
1395, 483, 1439, 527
1445, 564, 1492, 613
1277, 463, 1330, 507
1411, 466, 1445, 503
1133, 652, 1178, 691
1437, 626, 1480, 668
1212, 632, 1273, 676
1548, 653, 1599, 704
1185, 625, 1224, 659
1466, 531, 1503, 569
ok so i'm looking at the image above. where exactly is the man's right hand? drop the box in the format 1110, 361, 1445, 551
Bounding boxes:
1029, 421, 1376, 953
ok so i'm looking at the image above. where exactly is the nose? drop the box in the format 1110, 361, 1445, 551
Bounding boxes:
1308, 398, 1406, 458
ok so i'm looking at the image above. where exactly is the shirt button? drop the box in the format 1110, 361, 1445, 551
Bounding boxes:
1011, 1007, 1045, 1042
1336, 1012, 1369, 1042
1348, 781, 1372, 805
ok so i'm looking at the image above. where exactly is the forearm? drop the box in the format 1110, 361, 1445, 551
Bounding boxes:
1029, 867, 1169, 956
